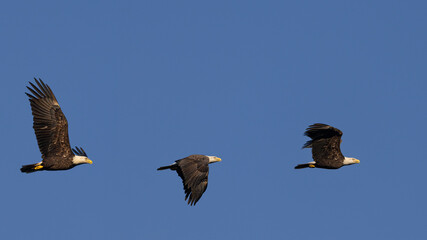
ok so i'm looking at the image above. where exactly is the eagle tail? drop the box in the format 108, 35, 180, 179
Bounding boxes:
157, 165, 172, 171
157, 163, 177, 171
294, 164, 312, 169
20, 163, 41, 173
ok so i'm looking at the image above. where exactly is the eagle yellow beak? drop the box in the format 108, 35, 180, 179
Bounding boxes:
215, 157, 222, 162
354, 159, 360, 164
87, 159, 93, 164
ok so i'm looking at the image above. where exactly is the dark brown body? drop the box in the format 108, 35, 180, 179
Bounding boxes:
38, 156, 75, 170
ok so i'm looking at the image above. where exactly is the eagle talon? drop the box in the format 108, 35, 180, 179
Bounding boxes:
308, 164, 315, 168
34, 165, 43, 170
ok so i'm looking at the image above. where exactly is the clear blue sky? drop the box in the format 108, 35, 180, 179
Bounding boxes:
1, 1, 427, 239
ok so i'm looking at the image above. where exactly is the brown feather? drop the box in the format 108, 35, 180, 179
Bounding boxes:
175, 155, 209, 206
302, 123, 344, 169
24, 78, 76, 171
159, 155, 210, 206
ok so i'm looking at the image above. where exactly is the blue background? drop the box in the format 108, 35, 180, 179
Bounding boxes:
1, 1, 427, 239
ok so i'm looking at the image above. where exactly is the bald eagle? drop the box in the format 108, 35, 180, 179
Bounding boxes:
295, 123, 360, 169
21, 78, 93, 173
157, 155, 222, 206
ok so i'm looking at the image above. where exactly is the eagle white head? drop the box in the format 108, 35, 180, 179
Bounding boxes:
343, 157, 360, 166
72, 155, 93, 165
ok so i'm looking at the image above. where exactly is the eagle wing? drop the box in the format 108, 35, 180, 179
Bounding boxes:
26, 78, 73, 158
176, 157, 209, 206
303, 123, 344, 168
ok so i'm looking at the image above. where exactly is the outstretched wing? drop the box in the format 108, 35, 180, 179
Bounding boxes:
72, 146, 88, 157
176, 156, 209, 206
303, 123, 344, 168
26, 78, 72, 158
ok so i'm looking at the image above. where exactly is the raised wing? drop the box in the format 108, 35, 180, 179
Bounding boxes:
176, 157, 209, 206
304, 123, 344, 168
26, 78, 72, 158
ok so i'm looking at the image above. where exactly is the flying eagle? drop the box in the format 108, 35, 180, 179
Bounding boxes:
157, 154, 222, 206
21, 78, 93, 173
295, 123, 360, 169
